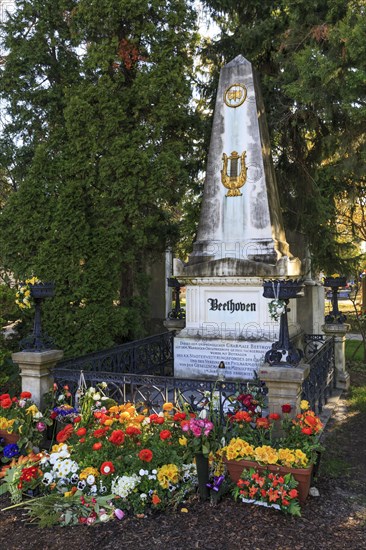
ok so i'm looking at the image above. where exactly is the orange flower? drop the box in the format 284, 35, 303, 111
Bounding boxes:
56, 424, 74, 443
152, 493, 161, 506
256, 417, 270, 429
92, 442, 103, 451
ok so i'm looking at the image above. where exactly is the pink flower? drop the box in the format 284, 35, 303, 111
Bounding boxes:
114, 509, 125, 520
36, 421, 47, 432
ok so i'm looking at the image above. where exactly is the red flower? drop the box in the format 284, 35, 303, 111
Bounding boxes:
289, 489, 298, 499
100, 461, 115, 475
268, 413, 281, 421
173, 412, 187, 422
232, 411, 252, 423
125, 426, 141, 437
256, 417, 270, 429
93, 428, 107, 438
79, 437, 86, 443
149, 414, 164, 425
301, 427, 313, 436
0, 397, 12, 409
304, 414, 317, 427
56, 424, 74, 443
20, 391, 32, 399
73, 416, 81, 424
92, 442, 103, 451
281, 404, 292, 414
76, 427, 87, 437
108, 430, 125, 445
0, 393, 10, 400
50, 411, 58, 420
139, 449, 153, 462
159, 430, 172, 440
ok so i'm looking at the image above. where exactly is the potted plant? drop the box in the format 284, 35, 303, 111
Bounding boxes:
221, 400, 323, 504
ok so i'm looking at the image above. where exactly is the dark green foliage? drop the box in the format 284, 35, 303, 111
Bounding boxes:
0, 0, 202, 356
201, 0, 366, 272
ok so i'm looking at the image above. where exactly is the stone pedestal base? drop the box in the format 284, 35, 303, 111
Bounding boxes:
12, 349, 64, 408
322, 323, 350, 391
258, 362, 310, 419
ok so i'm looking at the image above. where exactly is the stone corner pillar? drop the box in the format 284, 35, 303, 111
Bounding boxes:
322, 323, 351, 391
258, 362, 310, 418
12, 349, 64, 409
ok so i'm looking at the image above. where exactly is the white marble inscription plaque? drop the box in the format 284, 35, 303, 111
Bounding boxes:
174, 337, 272, 380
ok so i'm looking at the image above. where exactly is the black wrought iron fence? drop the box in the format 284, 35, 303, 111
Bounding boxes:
53, 368, 265, 418
56, 331, 173, 376
302, 335, 335, 413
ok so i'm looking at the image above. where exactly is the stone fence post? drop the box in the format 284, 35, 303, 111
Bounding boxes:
322, 324, 350, 390
12, 349, 64, 409
258, 363, 310, 429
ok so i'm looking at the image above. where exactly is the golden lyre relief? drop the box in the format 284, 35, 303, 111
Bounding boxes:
221, 151, 247, 197
224, 84, 247, 108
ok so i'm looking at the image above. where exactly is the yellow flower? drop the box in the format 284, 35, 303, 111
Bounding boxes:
103, 418, 115, 426
225, 438, 254, 460
278, 448, 295, 467
26, 404, 39, 417
64, 491, 73, 498
179, 436, 188, 446
162, 402, 174, 412
0, 417, 15, 431
254, 445, 278, 465
330, 273, 340, 278
79, 467, 100, 480
294, 449, 308, 467
157, 464, 179, 489
300, 400, 309, 411
26, 276, 40, 285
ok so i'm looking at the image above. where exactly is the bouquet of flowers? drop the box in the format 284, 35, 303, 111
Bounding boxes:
15, 277, 41, 310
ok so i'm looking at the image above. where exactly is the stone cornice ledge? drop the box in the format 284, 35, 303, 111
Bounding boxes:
175, 277, 267, 286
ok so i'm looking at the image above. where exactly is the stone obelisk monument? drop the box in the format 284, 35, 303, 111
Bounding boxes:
173, 55, 303, 380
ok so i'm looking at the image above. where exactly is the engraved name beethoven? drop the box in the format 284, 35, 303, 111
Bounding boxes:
207, 298, 256, 313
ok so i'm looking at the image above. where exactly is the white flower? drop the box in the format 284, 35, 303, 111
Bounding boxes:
111, 475, 141, 499
86, 474, 95, 485
139, 469, 148, 476
100, 382, 108, 389
101, 396, 108, 401
99, 513, 109, 522
93, 393, 101, 401
42, 472, 54, 485
59, 459, 73, 477
151, 469, 157, 475
57, 395, 65, 402
18, 400, 26, 408
140, 493, 147, 500
33, 411, 43, 420
89, 484, 97, 494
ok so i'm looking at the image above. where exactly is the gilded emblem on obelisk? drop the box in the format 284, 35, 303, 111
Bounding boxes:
224, 84, 247, 108
221, 151, 247, 196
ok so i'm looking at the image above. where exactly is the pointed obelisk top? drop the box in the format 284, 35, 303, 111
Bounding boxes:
178, 55, 301, 278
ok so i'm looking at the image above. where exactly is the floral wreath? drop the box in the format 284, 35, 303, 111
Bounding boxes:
268, 281, 286, 322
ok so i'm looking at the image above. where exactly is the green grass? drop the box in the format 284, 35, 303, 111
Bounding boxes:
346, 339, 365, 362
349, 385, 366, 413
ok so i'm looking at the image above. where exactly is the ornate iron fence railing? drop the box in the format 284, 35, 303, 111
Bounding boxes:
56, 331, 174, 376
302, 335, 335, 414
53, 368, 265, 417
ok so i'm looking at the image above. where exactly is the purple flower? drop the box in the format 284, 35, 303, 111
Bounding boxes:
114, 509, 125, 520
3, 443, 20, 458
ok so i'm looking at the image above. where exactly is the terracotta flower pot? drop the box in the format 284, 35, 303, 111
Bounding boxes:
224, 458, 313, 505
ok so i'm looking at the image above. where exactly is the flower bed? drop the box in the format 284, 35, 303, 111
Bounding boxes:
0, 385, 323, 525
